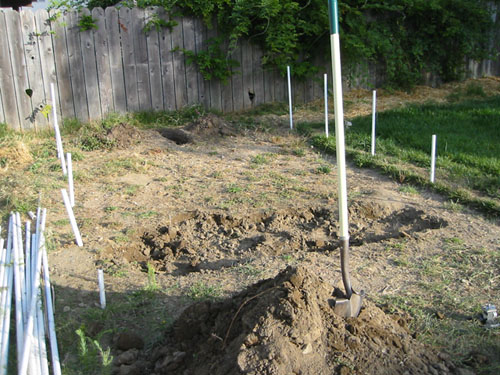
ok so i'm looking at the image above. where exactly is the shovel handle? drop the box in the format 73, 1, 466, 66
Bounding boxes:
340, 238, 352, 299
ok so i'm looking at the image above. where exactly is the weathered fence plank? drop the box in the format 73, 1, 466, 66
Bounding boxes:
119, 6, 139, 112
145, 7, 163, 112
231, 42, 243, 111
220, 37, 233, 113
193, 17, 207, 107
66, 11, 89, 121
206, 23, 221, 112
263, 67, 275, 104
80, 8, 101, 120
51, 12, 74, 120
20, 10, 47, 129
171, 15, 187, 109
182, 16, 198, 106
251, 43, 264, 107
5, 9, 33, 131
105, 7, 126, 113
0, 87, 4, 124
275, 69, 285, 103
132, 7, 152, 111
0, 11, 21, 129
92, 7, 113, 116
241, 39, 253, 110
157, 8, 175, 111
35, 10, 58, 124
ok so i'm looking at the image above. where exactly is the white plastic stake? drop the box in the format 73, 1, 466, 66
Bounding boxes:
287, 65, 293, 130
371, 90, 377, 156
61, 189, 83, 247
324, 73, 329, 138
0, 221, 14, 375
430, 134, 437, 183
42, 238, 62, 375
12, 214, 25, 362
19, 218, 46, 375
50, 83, 67, 176
67, 153, 75, 207
98, 269, 106, 309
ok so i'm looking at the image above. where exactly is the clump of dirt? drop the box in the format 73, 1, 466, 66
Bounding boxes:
158, 114, 236, 144
148, 265, 454, 374
105, 122, 143, 148
105, 204, 447, 276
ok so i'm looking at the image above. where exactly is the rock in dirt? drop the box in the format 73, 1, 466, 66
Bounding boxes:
148, 265, 454, 374
115, 331, 144, 351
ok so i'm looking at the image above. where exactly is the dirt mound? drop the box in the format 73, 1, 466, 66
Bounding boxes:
106, 122, 142, 148
158, 114, 236, 144
149, 265, 454, 374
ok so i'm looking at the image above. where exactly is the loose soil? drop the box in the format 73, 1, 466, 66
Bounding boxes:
2, 78, 499, 374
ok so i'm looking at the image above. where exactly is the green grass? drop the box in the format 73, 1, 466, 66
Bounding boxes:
187, 281, 222, 300
308, 96, 500, 216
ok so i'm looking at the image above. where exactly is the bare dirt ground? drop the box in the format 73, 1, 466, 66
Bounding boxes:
3, 78, 500, 374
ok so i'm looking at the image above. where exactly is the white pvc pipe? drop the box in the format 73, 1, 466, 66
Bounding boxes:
24, 221, 31, 326
287, 65, 293, 130
36, 287, 50, 375
0, 239, 5, 295
430, 134, 437, 183
0, 220, 14, 375
19, 210, 46, 375
67, 153, 75, 207
324, 73, 329, 138
98, 269, 106, 309
41, 237, 62, 375
61, 189, 83, 247
15, 213, 27, 321
12, 214, 25, 362
50, 83, 67, 176
371, 90, 377, 156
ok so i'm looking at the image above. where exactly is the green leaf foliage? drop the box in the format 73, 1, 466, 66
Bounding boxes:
49, 0, 499, 89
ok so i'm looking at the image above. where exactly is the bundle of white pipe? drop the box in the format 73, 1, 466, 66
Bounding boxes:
0, 210, 61, 375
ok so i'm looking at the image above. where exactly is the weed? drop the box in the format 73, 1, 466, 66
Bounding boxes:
53, 218, 70, 226
281, 254, 294, 262
104, 206, 117, 213
292, 148, 306, 157
75, 326, 113, 375
398, 185, 419, 195
227, 183, 243, 193
250, 154, 269, 166
137, 210, 158, 218
188, 281, 221, 300
316, 164, 331, 174
237, 264, 263, 277
123, 184, 140, 196
443, 200, 464, 213
145, 262, 159, 292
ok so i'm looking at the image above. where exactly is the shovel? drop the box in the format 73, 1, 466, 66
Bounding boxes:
328, 0, 364, 318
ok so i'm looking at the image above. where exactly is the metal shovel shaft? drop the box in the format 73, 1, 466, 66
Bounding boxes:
340, 238, 352, 299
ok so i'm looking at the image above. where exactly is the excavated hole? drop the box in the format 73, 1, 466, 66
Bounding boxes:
122, 203, 448, 275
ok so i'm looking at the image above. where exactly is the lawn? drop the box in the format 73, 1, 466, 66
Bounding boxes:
309, 95, 500, 216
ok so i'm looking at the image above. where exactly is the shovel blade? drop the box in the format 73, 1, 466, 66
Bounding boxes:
333, 291, 364, 318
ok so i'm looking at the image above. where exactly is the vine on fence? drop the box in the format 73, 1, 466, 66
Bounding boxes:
47, 0, 499, 89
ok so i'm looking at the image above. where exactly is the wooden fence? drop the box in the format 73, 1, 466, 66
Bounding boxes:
0, 7, 499, 131
0, 7, 329, 131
